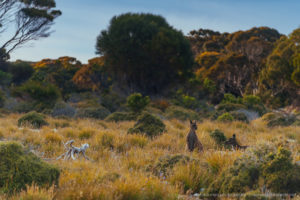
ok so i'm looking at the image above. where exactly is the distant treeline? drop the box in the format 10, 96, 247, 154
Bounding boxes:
1, 13, 300, 110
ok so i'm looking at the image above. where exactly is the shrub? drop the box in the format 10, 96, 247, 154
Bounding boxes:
242, 95, 261, 107
262, 147, 300, 193
128, 113, 165, 137
105, 112, 138, 122
217, 112, 234, 122
8, 61, 34, 85
0, 70, 12, 86
262, 112, 296, 127
221, 93, 242, 104
51, 102, 76, 118
165, 106, 200, 121
127, 93, 150, 113
230, 111, 249, 123
18, 111, 48, 129
0, 142, 60, 194
101, 92, 125, 112
206, 145, 300, 195
210, 129, 227, 146
76, 106, 110, 120
13, 81, 60, 109
216, 103, 246, 112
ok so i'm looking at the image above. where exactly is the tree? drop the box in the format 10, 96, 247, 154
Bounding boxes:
32, 56, 81, 96
0, 0, 61, 61
96, 13, 193, 94
72, 57, 111, 91
259, 28, 300, 107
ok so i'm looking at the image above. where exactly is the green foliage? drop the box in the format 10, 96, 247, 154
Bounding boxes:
127, 93, 150, 113
14, 81, 60, 109
18, 111, 48, 129
128, 113, 165, 137
101, 92, 126, 112
222, 93, 242, 104
76, 106, 111, 120
206, 145, 300, 195
105, 112, 138, 122
32, 57, 81, 96
203, 78, 216, 94
96, 13, 193, 94
165, 106, 200, 121
262, 147, 300, 193
230, 111, 249, 123
0, 70, 12, 86
210, 129, 227, 146
262, 112, 295, 127
259, 28, 300, 106
8, 61, 34, 85
0, 142, 60, 194
217, 112, 234, 122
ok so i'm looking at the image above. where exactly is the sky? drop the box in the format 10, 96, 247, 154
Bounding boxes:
3, 0, 300, 63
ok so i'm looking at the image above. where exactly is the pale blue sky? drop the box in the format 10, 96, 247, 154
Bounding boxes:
5, 0, 300, 63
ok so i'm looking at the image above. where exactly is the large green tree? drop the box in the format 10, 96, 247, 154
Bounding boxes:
96, 13, 193, 94
0, 0, 61, 61
259, 28, 300, 107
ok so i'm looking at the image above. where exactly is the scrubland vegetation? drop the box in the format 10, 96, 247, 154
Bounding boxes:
0, 2, 300, 199
0, 111, 300, 199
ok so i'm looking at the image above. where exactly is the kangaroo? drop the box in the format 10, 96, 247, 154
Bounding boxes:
186, 120, 203, 152
224, 134, 248, 150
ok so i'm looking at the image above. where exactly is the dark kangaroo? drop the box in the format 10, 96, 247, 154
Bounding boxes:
186, 120, 203, 152
224, 134, 248, 150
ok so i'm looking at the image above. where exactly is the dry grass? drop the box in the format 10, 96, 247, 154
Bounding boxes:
0, 114, 299, 199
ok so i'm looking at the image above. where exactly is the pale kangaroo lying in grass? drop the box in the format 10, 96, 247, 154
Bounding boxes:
186, 120, 203, 152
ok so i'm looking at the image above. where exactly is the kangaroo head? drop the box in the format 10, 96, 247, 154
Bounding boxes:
189, 120, 197, 131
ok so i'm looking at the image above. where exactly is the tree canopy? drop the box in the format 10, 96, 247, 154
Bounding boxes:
0, 0, 61, 61
96, 13, 194, 94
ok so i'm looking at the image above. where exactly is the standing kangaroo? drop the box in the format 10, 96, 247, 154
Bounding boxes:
186, 120, 203, 152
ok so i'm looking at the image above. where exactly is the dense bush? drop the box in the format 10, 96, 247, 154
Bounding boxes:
221, 93, 242, 104
128, 113, 165, 137
210, 129, 227, 146
18, 111, 48, 129
230, 111, 249, 123
76, 106, 110, 120
51, 102, 76, 118
101, 92, 126, 112
217, 112, 234, 122
0, 70, 12, 86
206, 145, 300, 195
262, 147, 300, 193
7, 61, 34, 85
262, 112, 296, 127
13, 81, 60, 109
127, 93, 150, 113
105, 112, 138, 122
165, 106, 200, 121
0, 142, 60, 194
